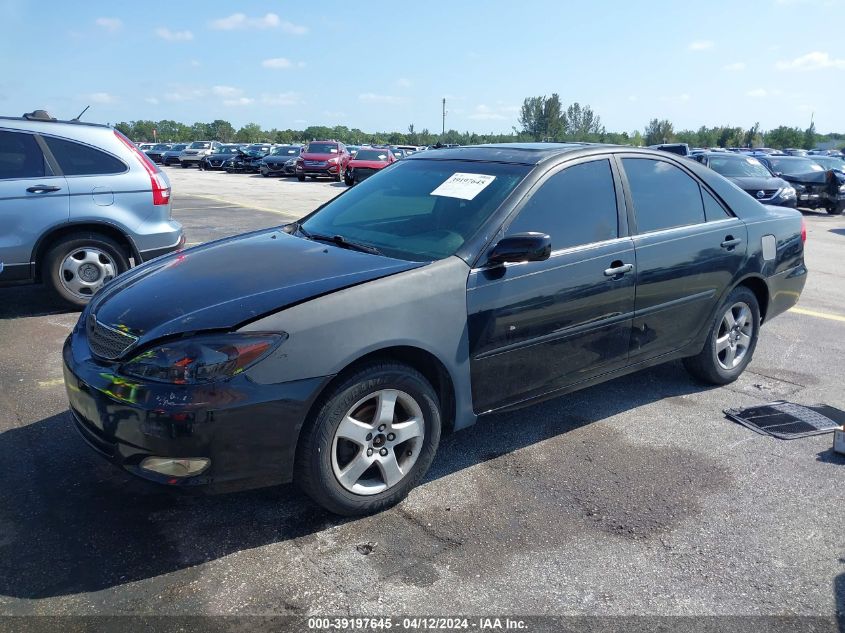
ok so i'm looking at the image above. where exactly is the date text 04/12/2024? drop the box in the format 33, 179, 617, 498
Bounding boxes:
306, 617, 528, 630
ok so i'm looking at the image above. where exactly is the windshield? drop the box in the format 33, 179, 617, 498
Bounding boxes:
300, 159, 530, 262
767, 157, 824, 175
306, 143, 338, 154
812, 157, 845, 170
354, 149, 390, 161
272, 147, 300, 156
171, 144, 187, 151
152, 144, 170, 151
189, 142, 211, 149
708, 156, 772, 178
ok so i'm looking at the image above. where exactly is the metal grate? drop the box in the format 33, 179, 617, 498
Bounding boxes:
86, 315, 138, 360
725, 401, 845, 439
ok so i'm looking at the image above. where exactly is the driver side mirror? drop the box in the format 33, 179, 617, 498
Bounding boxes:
487, 233, 551, 266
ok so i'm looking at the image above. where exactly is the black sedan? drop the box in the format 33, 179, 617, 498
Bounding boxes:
693, 152, 797, 207
201, 145, 243, 170
144, 143, 173, 164
225, 143, 273, 173
756, 155, 845, 214
64, 144, 807, 515
259, 145, 302, 177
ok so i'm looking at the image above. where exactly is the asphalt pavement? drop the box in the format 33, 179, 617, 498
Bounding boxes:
0, 183, 843, 620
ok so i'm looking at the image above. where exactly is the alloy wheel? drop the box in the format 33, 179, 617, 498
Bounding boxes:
331, 389, 424, 495
716, 301, 753, 370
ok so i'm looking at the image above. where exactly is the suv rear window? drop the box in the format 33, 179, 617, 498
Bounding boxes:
43, 136, 126, 176
0, 130, 50, 179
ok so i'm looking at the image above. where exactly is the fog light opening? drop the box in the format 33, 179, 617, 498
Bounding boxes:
141, 457, 210, 478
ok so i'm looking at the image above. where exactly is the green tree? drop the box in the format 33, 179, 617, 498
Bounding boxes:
802, 121, 816, 150
644, 118, 674, 145
235, 123, 263, 143
208, 120, 236, 142
542, 94, 563, 141
516, 96, 546, 141
765, 126, 804, 149
562, 102, 603, 141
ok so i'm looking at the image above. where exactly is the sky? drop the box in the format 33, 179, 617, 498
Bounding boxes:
1, 0, 843, 135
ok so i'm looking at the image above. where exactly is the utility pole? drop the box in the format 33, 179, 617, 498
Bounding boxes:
442, 98, 446, 137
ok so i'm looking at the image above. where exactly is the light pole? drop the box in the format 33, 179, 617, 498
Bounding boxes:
442, 98, 446, 137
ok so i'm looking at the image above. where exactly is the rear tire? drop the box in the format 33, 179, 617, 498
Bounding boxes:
827, 203, 844, 215
297, 174, 305, 182
683, 286, 760, 385
180, 162, 190, 168
295, 362, 441, 516
42, 232, 130, 308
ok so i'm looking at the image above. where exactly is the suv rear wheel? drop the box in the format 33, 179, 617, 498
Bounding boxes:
43, 232, 130, 307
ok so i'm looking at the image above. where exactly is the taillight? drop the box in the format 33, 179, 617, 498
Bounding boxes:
113, 130, 171, 206
801, 217, 807, 243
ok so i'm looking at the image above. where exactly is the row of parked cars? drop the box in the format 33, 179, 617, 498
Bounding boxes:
649, 143, 845, 214
137, 140, 428, 186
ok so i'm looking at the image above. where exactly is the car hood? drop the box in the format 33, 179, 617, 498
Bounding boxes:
265, 155, 297, 163
349, 160, 390, 169
728, 176, 789, 190
207, 153, 241, 160
90, 229, 422, 345
778, 170, 830, 185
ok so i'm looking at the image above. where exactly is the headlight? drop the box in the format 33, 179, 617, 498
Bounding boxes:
780, 186, 796, 199
327, 157, 339, 164
839, 184, 845, 193
121, 333, 285, 384
285, 159, 295, 166
792, 183, 806, 193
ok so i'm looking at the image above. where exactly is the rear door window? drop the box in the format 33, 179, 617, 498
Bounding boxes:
507, 159, 619, 250
43, 136, 126, 176
622, 158, 705, 233
0, 130, 50, 179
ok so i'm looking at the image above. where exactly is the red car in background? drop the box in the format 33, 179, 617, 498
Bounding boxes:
343, 147, 397, 185
295, 140, 351, 181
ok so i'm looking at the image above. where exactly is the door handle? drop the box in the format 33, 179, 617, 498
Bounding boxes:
721, 236, 742, 250
604, 262, 633, 277
26, 185, 61, 194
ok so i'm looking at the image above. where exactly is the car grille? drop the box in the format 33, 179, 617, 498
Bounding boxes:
86, 315, 138, 360
745, 188, 780, 200
209, 160, 223, 167
304, 160, 326, 167
356, 168, 377, 180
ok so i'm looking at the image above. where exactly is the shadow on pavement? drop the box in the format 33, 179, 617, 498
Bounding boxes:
0, 285, 76, 320
0, 362, 715, 599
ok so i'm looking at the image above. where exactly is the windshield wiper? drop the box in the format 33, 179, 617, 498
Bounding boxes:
285, 223, 382, 256
285, 221, 313, 238
311, 233, 383, 256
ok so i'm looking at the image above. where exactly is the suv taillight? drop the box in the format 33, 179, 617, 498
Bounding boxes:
113, 130, 171, 206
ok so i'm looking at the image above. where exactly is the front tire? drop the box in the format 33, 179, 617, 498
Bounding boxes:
42, 232, 130, 308
297, 174, 305, 182
295, 362, 442, 516
683, 286, 760, 385
827, 203, 844, 215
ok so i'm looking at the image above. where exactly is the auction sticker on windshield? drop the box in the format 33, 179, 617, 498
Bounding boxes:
431, 173, 496, 200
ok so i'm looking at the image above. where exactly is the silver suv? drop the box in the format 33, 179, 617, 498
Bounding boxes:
178, 141, 220, 167
0, 110, 184, 306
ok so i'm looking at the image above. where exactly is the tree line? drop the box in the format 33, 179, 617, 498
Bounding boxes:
114, 99, 844, 150
515, 94, 840, 150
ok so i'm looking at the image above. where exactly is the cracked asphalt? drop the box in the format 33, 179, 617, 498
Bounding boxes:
0, 171, 843, 619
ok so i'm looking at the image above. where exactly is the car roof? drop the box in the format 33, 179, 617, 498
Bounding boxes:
406, 142, 612, 165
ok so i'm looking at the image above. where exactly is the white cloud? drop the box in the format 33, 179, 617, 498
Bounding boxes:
723, 62, 746, 71
467, 104, 521, 120
155, 27, 194, 42
358, 93, 405, 105
746, 88, 768, 97
210, 12, 307, 34
145, 97, 159, 105
396, 78, 412, 88
262, 92, 302, 106
223, 97, 254, 106
211, 85, 242, 98
688, 40, 714, 51
95, 17, 122, 32
776, 51, 845, 70
87, 92, 118, 104
323, 111, 346, 119
163, 87, 207, 102
189, 59, 201, 68
261, 57, 304, 69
